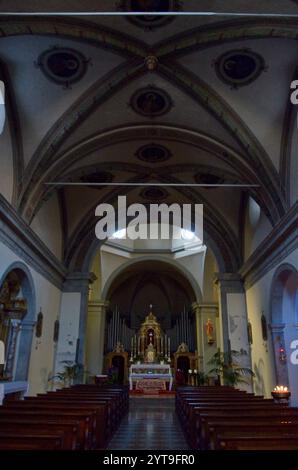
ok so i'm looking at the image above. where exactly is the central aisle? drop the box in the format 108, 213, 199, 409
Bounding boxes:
108, 397, 189, 450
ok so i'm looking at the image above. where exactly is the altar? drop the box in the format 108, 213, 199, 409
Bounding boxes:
129, 363, 173, 391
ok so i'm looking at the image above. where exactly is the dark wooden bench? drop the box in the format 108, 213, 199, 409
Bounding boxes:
0, 432, 64, 450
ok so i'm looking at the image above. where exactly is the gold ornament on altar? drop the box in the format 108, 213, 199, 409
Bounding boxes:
177, 342, 189, 353
113, 341, 125, 353
132, 305, 170, 362
145, 342, 155, 363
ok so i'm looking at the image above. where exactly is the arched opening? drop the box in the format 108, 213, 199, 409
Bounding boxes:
0, 264, 35, 382
104, 259, 198, 357
270, 264, 298, 405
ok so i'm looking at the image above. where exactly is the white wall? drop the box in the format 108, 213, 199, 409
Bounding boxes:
54, 292, 81, 376
0, 118, 14, 203
0, 241, 62, 395
244, 197, 272, 261
246, 249, 298, 398
30, 193, 63, 260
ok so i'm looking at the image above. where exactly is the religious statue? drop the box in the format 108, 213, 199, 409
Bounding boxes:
144, 342, 156, 363
113, 341, 125, 353
205, 318, 215, 344
177, 342, 189, 353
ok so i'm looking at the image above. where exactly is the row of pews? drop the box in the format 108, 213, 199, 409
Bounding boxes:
176, 386, 298, 450
0, 384, 129, 450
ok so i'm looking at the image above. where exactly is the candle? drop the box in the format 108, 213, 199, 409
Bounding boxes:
273, 385, 289, 393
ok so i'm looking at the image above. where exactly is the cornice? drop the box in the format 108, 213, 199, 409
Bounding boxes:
0, 195, 67, 288
239, 202, 298, 288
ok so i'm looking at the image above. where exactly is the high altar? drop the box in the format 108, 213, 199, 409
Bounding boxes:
129, 308, 173, 391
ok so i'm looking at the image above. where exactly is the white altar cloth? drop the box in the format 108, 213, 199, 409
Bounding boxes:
129, 363, 173, 391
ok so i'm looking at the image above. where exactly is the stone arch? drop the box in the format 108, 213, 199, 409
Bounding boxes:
101, 256, 202, 304
0, 261, 36, 381
270, 263, 298, 405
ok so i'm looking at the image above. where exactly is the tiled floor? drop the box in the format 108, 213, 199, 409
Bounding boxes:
108, 397, 189, 450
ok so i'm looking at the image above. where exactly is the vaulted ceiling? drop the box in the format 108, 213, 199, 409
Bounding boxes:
0, 1, 297, 272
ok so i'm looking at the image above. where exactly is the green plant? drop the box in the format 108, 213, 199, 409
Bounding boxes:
49, 361, 86, 387
196, 371, 210, 386
208, 349, 255, 386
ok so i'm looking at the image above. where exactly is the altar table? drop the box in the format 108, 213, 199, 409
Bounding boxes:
129, 364, 173, 391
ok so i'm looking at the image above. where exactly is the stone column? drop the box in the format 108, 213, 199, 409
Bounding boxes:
5, 319, 21, 378
15, 320, 35, 381
196, 303, 219, 372
191, 302, 204, 371
86, 300, 110, 376
269, 323, 289, 386
214, 273, 252, 390
55, 272, 96, 377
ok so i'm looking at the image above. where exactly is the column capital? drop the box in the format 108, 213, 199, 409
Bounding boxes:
191, 302, 218, 316
88, 300, 110, 310
63, 271, 97, 292
214, 272, 244, 292
269, 323, 286, 333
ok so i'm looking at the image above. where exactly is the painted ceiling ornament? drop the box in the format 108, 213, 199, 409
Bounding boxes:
36, 46, 91, 88
117, 0, 182, 29
195, 172, 225, 189
140, 186, 168, 201
145, 55, 158, 71
130, 86, 173, 117
80, 171, 114, 190
214, 49, 266, 89
136, 143, 171, 163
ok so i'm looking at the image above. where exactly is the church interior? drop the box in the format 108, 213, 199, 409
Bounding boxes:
0, 0, 298, 452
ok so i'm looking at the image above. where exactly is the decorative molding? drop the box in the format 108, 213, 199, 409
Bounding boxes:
0, 61, 24, 206
157, 60, 286, 222
156, 18, 298, 58
239, 202, 298, 289
0, 195, 66, 289
18, 59, 146, 220
279, 66, 298, 207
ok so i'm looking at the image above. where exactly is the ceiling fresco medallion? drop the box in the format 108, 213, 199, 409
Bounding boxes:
36, 47, 90, 87
141, 186, 169, 201
80, 171, 114, 190
214, 49, 266, 89
117, 0, 182, 29
136, 144, 172, 163
130, 86, 173, 117
195, 172, 225, 189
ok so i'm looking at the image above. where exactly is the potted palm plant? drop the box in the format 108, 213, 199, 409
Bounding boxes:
208, 349, 255, 386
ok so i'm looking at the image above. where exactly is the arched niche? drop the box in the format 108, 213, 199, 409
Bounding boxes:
0, 262, 36, 381
270, 263, 298, 405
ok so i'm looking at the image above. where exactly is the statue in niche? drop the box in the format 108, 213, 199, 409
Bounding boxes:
206, 318, 215, 344
247, 321, 253, 345
177, 342, 189, 353
261, 313, 268, 341
36, 310, 43, 338
53, 319, 60, 343
145, 342, 156, 363
113, 342, 125, 353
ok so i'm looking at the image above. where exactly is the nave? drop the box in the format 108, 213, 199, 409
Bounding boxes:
108, 397, 189, 450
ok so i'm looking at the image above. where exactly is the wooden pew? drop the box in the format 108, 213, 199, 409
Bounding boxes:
217, 435, 298, 450
0, 408, 95, 449
0, 432, 64, 450
0, 384, 128, 450
0, 419, 78, 450
3, 402, 106, 448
